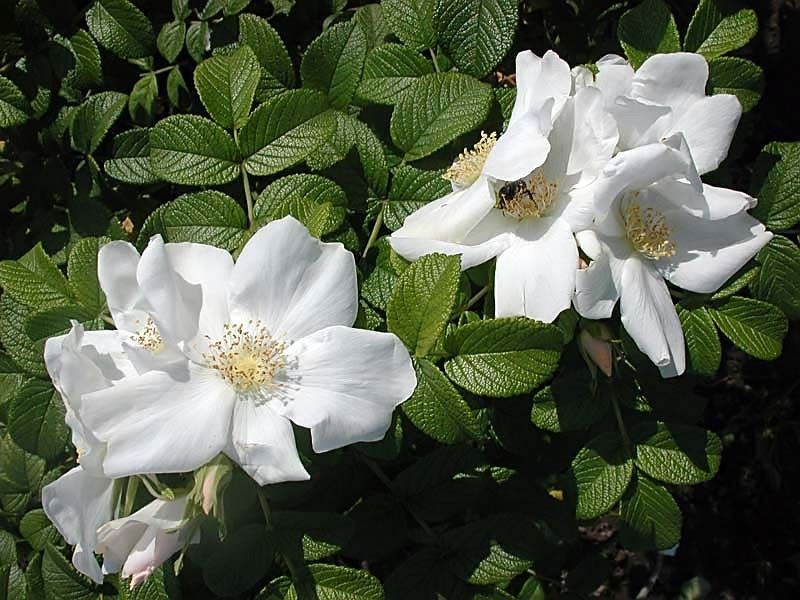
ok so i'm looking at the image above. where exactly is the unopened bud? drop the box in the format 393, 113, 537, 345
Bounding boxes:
579, 329, 613, 377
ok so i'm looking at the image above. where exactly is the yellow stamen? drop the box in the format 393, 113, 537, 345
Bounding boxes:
443, 131, 497, 187
623, 203, 676, 259
497, 170, 559, 219
203, 321, 286, 392
132, 318, 164, 353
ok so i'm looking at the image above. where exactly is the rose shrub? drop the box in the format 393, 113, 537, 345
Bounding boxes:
0, 0, 798, 598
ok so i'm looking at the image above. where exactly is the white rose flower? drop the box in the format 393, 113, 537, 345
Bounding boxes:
390, 50, 618, 323
41, 467, 114, 584
78, 216, 416, 485
592, 52, 742, 175
574, 135, 772, 377
95, 495, 197, 588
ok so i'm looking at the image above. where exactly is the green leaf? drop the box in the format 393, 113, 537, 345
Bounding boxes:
384, 164, 449, 231
356, 43, 432, 106
301, 21, 367, 109
68, 30, 103, 90
173, 0, 190, 20
167, 66, 190, 109
751, 235, 800, 319
750, 142, 800, 230
0, 76, 30, 128
383, 0, 437, 50
150, 114, 240, 185
631, 421, 722, 485
255, 173, 346, 217
306, 112, 389, 195
619, 475, 682, 551
194, 45, 260, 129
355, 4, 391, 49
434, 0, 518, 77
41, 544, 98, 600
710, 262, 760, 300
70, 91, 128, 154
160, 191, 248, 251
238, 13, 294, 101
708, 57, 764, 112
444, 318, 562, 397
0, 297, 46, 377
0, 354, 26, 409
254, 174, 346, 236
86, 0, 155, 59
386, 253, 461, 356
104, 128, 159, 185
67, 237, 108, 316
24, 306, 99, 344
272, 511, 354, 561
677, 304, 721, 376
709, 296, 788, 360
0, 436, 45, 511
0, 244, 72, 310
185, 21, 210, 63
157, 20, 186, 63
530, 375, 609, 433
617, 0, 681, 69
203, 524, 274, 598
239, 89, 335, 177
285, 563, 384, 600
403, 358, 482, 444
20, 510, 59, 552
684, 0, 758, 59
571, 432, 633, 520
390, 72, 492, 161
7, 380, 68, 461
392, 445, 486, 518
128, 73, 158, 122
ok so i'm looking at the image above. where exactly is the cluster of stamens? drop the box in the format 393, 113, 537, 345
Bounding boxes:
203, 321, 287, 392
623, 203, 677, 259
498, 170, 559, 219
131, 318, 164, 353
443, 131, 497, 187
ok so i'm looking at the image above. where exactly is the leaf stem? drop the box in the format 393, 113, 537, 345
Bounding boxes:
361, 202, 385, 259
233, 129, 255, 227
357, 455, 437, 541
428, 48, 441, 72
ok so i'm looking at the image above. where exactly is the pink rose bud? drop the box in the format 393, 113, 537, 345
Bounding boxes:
579, 329, 613, 377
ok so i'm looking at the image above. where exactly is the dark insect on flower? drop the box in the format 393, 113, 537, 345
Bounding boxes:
497, 179, 533, 211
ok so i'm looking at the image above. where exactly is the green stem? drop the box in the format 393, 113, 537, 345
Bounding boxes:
233, 129, 255, 227
361, 202, 385, 259
142, 65, 180, 77
123, 477, 140, 517
256, 488, 318, 600
358, 455, 437, 540
610, 390, 632, 451
428, 48, 441, 72
462, 283, 492, 313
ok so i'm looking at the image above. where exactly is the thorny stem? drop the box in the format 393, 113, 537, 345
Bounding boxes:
358, 455, 437, 541
233, 129, 255, 227
362, 202, 385, 259
429, 48, 441, 72
256, 488, 318, 600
